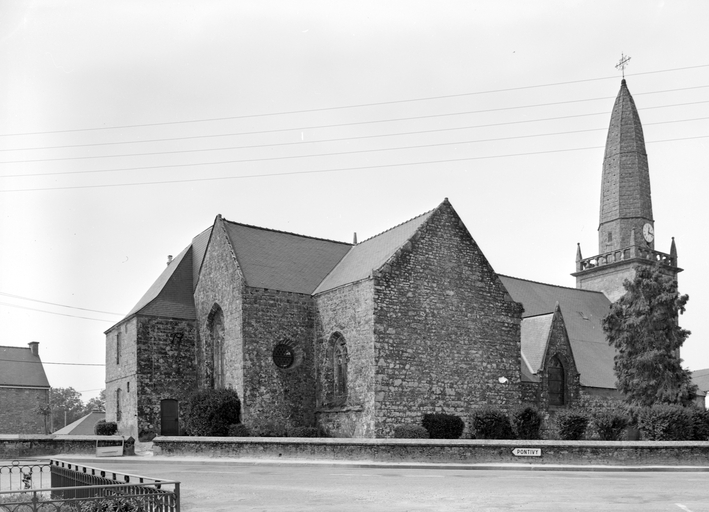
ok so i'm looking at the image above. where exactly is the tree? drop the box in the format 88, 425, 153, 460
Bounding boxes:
84, 389, 106, 413
603, 264, 697, 407
49, 387, 86, 431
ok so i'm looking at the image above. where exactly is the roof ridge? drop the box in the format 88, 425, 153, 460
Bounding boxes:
0, 345, 32, 350
499, 274, 607, 295
358, 208, 436, 245
221, 217, 352, 246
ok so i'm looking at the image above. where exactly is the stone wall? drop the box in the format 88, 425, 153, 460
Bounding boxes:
372, 202, 523, 437
136, 317, 197, 438
0, 435, 123, 458
193, 216, 245, 396
314, 280, 376, 438
538, 309, 581, 411
152, 436, 709, 466
105, 318, 138, 436
0, 388, 49, 434
241, 287, 316, 431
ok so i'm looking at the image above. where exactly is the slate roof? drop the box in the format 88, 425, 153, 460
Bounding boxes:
53, 410, 105, 435
223, 221, 352, 295
499, 275, 616, 389
315, 209, 435, 294
0, 345, 50, 388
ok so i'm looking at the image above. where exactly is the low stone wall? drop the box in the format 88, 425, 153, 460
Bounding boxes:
152, 436, 709, 466
0, 435, 124, 459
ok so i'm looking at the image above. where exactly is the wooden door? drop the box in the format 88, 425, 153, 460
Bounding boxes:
160, 399, 179, 436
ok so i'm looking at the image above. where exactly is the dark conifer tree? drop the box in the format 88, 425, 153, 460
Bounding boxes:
603, 264, 696, 406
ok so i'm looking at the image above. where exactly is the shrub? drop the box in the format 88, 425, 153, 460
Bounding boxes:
421, 413, 464, 439
470, 406, 515, 440
138, 418, 157, 442
228, 423, 251, 437
250, 421, 288, 437
510, 406, 542, 440
689, 407, 709, 441
94, 420, 118, 436
637, 404, 694, 441
288, 426, 324, 438
393, 424, 430, 439
591, 408, 630, 441
554, 410, 589, 440
183, 388, 241, 436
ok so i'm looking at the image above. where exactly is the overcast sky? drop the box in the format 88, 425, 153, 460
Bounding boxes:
1, 1, 708, 402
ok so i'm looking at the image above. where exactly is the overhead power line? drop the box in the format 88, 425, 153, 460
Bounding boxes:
0, 291, 123, 315
2, 115, 708, 178
1, 134, 706, 193
0, 301, 119, 322
0, 358, 104, 366
2, 115, 707, 170
1, 63, 707, 138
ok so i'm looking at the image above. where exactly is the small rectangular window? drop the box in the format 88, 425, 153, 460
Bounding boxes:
116, 332, 122, 365
607, 232, 612, 242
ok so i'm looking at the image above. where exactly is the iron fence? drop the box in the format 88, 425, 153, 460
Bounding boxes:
0, 459, 180, 512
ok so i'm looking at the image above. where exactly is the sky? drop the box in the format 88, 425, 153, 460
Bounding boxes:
1, 1, 707, 402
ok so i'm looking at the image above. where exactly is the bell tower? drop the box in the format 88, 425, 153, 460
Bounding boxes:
572, 76, 681, 302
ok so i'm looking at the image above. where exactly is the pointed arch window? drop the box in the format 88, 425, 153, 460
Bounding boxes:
548, 355, 565, 406
331, 333, 348, 405
208, 305, 226, 389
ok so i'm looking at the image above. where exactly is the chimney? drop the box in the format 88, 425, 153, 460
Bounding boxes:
28, 341, 39, 356
353, 232, 358, 245
167, 255, 173, 266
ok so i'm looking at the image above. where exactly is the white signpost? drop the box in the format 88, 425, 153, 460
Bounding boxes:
511, 448, 541, 457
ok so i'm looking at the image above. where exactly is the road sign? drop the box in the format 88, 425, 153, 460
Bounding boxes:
511, 448, 541, 457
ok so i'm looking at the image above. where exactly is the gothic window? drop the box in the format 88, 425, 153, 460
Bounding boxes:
208, 305, 226, 389
331, 333, 348, 404
116, 388, 122, 421
548, 355, 565, 406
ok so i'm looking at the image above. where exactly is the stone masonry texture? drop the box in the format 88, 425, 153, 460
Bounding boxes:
0, 388, 49, 434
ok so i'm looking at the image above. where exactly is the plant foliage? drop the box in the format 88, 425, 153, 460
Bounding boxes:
591, 409, 630, 441
554, 410, 589, 440
184, 388, 241, 436
470, 406, 515, 439
603, 264, 696, 407
421, 413, 464, 439
94, 419, 118, 436
510, 406, 542, 440
636, 404, 695, 441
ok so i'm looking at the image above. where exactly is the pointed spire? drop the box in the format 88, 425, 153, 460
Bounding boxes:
670, 237, 678, 266
575, 243, 583, 272
598, 80, 653, 252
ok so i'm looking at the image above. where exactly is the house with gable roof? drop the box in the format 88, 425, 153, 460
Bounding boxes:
0, 342, 50, 434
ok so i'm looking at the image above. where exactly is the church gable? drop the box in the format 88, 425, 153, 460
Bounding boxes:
370, 199, 523, 437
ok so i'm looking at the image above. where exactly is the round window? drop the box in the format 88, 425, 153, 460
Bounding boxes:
272, 344, 295, 369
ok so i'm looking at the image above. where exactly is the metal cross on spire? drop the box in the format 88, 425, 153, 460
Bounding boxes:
615, 53, 631, 78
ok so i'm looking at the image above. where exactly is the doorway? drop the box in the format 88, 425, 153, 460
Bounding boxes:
160, 399, 179, 436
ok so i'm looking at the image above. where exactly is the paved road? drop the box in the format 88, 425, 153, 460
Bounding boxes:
61, 458, 709, 512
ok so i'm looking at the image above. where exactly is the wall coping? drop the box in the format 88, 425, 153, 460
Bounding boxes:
153, 436, 709, 449
0, 435, 126, 441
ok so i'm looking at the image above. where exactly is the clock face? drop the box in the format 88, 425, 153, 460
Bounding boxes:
642, 223, 654, 242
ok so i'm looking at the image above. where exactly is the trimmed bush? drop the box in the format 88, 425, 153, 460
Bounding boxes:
470, 406, 515, 440
393, 424, 430, 439
250, 422, 288, 437
421, 413, 464, 439
689, 407, 709, 441
228, 423, 251, 437
637, 404, 694, 441
591, 409, 630, 441
510, 406, 542, 440
94, 420, 118, 436
554, 410, 589, 440
183, 388, 241, 436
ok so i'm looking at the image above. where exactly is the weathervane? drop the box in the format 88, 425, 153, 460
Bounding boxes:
615, 53, 631, 78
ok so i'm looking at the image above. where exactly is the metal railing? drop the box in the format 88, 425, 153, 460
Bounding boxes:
0, 459, 180, 512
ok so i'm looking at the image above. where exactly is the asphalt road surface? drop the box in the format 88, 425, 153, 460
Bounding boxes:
63, 459, 709, 512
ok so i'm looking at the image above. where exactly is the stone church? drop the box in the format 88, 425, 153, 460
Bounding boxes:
105, 79, 681, 438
